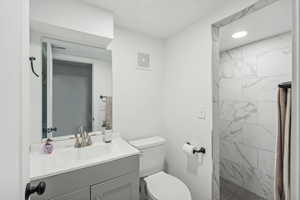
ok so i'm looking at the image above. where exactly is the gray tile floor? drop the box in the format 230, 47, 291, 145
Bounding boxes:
220, 178, 266, 200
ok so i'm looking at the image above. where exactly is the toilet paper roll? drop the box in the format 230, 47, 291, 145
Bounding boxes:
182, 143, 194, 155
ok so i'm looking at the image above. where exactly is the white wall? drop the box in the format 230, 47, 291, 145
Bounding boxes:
162, 1, 258, 199
30, 0, 114, 47
291, 1, 300, 199
111, 27, 165, 140
30, 31, 42, 143
0, 0, 30, 199
30, 0, 113, 39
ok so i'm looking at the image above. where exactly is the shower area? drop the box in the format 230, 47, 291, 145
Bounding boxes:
212, 0, 293, 200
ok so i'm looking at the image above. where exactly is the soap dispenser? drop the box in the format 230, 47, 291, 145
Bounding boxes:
43, 138, 54, 154
102, 121, 112, 143
43, 132, 54, 154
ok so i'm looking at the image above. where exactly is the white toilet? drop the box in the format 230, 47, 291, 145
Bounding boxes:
129, 136, 192, 200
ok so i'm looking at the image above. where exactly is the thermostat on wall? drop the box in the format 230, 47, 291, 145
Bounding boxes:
137, 52, 152, 70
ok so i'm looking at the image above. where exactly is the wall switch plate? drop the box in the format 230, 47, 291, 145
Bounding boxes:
197, 107, 206, 120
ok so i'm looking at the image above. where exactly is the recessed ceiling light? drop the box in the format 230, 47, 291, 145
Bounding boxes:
232, 31, 248, 39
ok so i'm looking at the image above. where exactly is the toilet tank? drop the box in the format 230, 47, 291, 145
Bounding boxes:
129, 136, 166, 177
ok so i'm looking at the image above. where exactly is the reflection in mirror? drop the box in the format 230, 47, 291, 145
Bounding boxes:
41, 39, 112, 138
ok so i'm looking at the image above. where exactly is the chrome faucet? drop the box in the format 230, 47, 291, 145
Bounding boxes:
74, 126, 92, 148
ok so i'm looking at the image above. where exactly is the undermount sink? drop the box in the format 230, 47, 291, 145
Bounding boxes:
30, 136, 140, 181
75, 143, 113, 160
35, 143, 112, 163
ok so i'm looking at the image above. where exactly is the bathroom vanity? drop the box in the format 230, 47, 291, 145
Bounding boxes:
28, 26, 139, 200
30, 137, 140, 200
28, 7, 141, 199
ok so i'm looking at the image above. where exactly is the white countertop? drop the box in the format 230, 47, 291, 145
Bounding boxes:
30, 137, 140, 181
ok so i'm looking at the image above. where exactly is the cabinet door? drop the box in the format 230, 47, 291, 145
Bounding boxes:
91, 172, 139, 200
50, 188, 90, 200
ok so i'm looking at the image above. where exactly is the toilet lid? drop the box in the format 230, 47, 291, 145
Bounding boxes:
144, 172, 191, 200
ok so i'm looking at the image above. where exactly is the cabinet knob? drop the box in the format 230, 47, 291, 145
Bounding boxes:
25, 182, 46, 200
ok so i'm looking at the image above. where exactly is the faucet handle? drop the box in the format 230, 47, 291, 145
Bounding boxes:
74, 133, 81, 148
80, 131, 88, 146
78, 125, 85, 133
86, 133, 92, 146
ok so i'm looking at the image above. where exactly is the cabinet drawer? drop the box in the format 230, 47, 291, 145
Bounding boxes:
91, 172, 139, 200
50, 188, 90, 200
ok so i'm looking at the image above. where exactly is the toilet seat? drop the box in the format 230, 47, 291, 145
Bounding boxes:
144, 172, 192, 200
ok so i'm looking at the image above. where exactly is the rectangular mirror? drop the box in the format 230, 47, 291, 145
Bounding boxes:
41, 39, 112, 139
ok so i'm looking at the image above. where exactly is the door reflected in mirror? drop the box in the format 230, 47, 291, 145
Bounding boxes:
42, 39, 112, 139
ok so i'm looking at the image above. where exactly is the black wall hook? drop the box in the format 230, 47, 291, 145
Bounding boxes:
29, 56, 39, 77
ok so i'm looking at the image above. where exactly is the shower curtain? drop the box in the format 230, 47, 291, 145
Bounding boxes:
275, 87, 291, 200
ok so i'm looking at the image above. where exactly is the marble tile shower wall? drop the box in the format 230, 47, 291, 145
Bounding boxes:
217, 32, 292, 200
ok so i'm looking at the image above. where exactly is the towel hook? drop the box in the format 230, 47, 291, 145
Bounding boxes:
29, 56, 39, 77
100, 95, 107, 103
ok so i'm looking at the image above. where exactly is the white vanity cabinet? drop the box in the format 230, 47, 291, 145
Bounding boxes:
30, 155, 139, 200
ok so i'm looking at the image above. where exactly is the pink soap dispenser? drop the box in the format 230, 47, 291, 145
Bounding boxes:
43, 138, 54, 154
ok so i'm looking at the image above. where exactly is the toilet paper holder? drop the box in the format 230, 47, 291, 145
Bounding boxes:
186, 142, 206, 154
